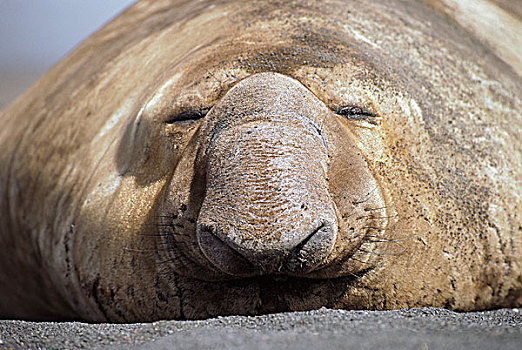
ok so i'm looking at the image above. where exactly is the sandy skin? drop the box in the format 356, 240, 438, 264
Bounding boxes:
0, 0, 520, 322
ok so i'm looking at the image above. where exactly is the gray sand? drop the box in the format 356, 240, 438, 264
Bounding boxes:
1, 308, 521, 350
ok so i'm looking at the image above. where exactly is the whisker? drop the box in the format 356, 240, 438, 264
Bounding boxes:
362, 226, 386, 230
357, 214, 398, 220
357, 247, 406, 256
123, 247, 176, 253
140, 258, 176, 266
155, 215, 179, 220
136, 232, 173, 237
349, 256, 367, 264
363, 206, 387, 212
141, 223, 175, 227
363, 238, 392, 243
376, 234, 422, 243
353, 186, 378, 205
347, 271, 363, 278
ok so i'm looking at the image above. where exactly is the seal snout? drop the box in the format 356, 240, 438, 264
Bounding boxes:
194, 72, 339, 278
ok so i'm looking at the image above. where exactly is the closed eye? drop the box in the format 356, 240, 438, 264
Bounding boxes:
164, 106, 212, 124
334, 106, 377, 125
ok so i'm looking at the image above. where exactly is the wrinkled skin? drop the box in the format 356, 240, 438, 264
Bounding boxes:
0, 0, 520, 322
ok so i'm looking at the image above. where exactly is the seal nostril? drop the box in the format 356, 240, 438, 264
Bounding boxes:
284, 222, 336, 273
197, 224, 256, 276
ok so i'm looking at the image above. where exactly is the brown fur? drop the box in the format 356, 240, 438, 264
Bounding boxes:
0, 0, 520, 322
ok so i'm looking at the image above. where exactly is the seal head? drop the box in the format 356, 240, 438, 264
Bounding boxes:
159, 72, 386, 281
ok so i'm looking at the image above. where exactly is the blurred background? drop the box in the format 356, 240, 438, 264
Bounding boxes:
0, 0, 136, 108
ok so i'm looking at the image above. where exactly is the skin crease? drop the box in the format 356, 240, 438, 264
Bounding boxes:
0, 0, 520, 322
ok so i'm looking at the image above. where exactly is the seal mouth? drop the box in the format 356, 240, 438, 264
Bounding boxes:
171, 267, 375, 320
186, 264, 374, 284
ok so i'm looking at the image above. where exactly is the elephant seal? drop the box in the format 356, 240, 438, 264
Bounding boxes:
0, 0, 520, 322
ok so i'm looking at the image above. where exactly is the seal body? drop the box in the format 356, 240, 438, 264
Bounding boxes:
0, 0, 520, 322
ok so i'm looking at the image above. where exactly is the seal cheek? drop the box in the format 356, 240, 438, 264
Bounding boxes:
310, 113, 389, 278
